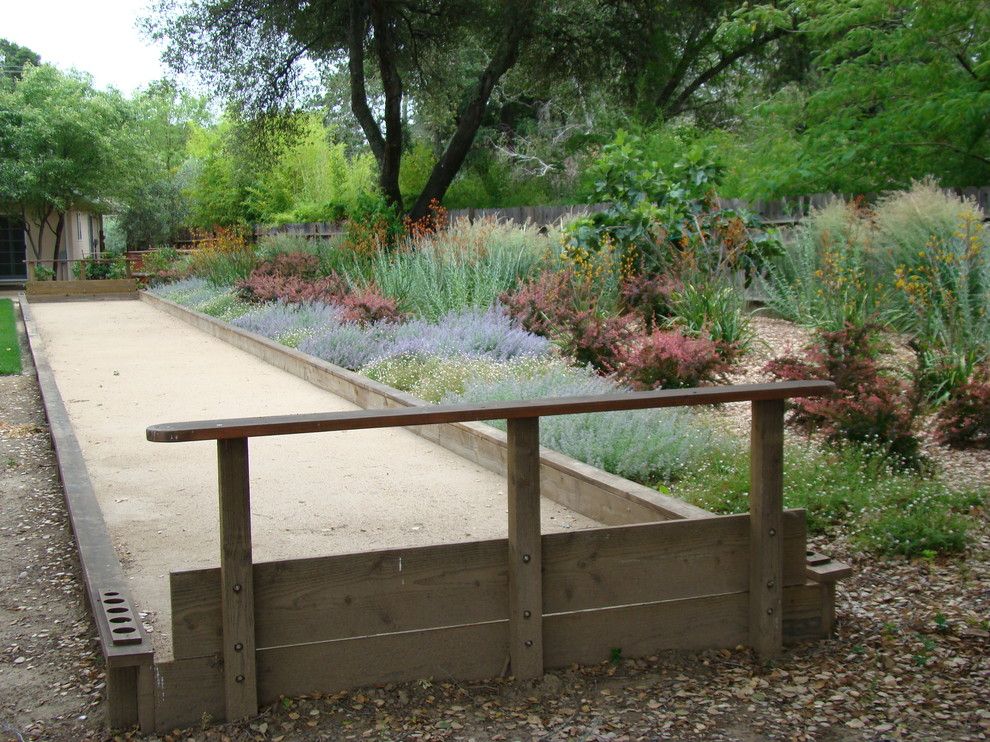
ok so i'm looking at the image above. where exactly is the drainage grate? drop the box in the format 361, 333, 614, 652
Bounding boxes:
97, 589, 143, 646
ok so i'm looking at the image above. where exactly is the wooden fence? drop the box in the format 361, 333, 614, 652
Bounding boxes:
144, 380, 844, 727
226, 185, 990, 243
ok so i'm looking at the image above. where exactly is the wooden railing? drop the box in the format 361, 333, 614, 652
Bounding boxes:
147, 380, 833, 722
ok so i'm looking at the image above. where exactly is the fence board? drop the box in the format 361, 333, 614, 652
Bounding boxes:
257, 621, 509, 701
542, 511, 806, 615
158, 582, 824, 729
170, 512, 807, 660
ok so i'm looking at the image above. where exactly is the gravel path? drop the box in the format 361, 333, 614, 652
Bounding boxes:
28, 300, 596, 659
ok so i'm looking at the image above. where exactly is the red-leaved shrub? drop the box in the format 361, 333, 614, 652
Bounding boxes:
765, 324, 921, 464
500, 269, 633, 371
615, 330, 726, 390
935, 371, 990, 448
619, 274, 683, 332
338, 289, 406, 326
236, 273, 348, 305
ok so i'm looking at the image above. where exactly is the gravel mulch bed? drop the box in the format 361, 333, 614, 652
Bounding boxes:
0, 308, 107, 742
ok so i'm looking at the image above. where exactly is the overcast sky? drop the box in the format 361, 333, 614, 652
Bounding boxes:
3, 0, 168, 95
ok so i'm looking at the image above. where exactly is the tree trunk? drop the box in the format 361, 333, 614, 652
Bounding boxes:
52, 212, 65, 280
369, 0, 404, 211
409, 2, 532, 220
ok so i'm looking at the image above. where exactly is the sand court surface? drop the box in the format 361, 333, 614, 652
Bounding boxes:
29, 299, 597, 658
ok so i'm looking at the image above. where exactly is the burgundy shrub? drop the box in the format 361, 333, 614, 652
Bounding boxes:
935, 374, 990, 448
236, 273, 348, 304
765, 324, 921, 463
615, 330, 726, 390
338, 288, 407, 326
500, 269, 633, 371
619, 273, 683, 331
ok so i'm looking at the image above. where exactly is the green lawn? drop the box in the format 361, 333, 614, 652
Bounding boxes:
0, 299, 22, 375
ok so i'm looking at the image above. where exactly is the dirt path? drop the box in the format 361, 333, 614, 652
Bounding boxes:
27, 299, 596, 659
0, 297, 105, 741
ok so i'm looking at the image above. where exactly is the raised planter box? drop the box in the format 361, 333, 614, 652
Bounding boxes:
26, 278, 138, 301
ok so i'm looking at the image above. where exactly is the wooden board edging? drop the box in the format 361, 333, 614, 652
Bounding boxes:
168, 511, 808, 660
18, 295, 154, 731
152, 581, 827, 731
26, 278, 138, 300
140, 291, 711, 523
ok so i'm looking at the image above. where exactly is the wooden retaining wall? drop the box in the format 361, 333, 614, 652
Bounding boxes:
154, 512, 826, 729
25, 278, 138, 301
18, 296, 154, 730
144, 381, 844, 729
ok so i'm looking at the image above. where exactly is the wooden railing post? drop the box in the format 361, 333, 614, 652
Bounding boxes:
217, 437, 258, 720
749, 399, 784, 660
506, 417, 543, 679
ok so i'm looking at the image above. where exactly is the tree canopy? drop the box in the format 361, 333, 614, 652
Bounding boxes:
0, 64, 143, 261
148, 0, 809, 218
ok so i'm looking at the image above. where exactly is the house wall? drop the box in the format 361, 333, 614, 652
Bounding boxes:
24, 209, 104, 279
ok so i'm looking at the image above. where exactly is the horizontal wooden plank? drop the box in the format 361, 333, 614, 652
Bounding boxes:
147, 381, 834, 442
26, 279, 137, 296
171, 538, 511, 660
257, 621, 508, 701
170, 512, 807, 660
546, 582, 825, 667
156, 583, 828, 726
542, 511, 807, 614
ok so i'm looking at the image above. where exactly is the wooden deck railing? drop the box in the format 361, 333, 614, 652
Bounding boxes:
147, 380, 833, 722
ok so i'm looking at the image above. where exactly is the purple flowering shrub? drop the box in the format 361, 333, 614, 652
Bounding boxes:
389, 308, 550, 361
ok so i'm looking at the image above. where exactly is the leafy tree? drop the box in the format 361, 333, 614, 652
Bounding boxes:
115, 80, 210, 247
0, 39, 41, 86
0, 65, 143, 270
798, 0, 990, 190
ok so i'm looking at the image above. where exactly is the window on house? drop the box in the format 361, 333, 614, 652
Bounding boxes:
76, 214, 83, 241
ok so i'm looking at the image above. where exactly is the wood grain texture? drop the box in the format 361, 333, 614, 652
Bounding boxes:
216, 438, 258, 720
156, 583, 828, 728
507, 417, 543, 679
153, 656, 225, 732
147, 381, 834, 442
170, 512, 807, 660
750, 399, 785, 660
171, 537, 510, 660
256, 622, 509, 702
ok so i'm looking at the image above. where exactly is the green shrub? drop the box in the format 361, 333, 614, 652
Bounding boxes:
669, 281, 752, 361
369, 218, 546, 321
760, 200, 878, 330
673, 440, 982, 556
362, 354, 561, 403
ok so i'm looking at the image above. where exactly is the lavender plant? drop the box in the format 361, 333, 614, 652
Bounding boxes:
388, 307, 549, 361
444, 364, 720, 484
232, 301, 344, 347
